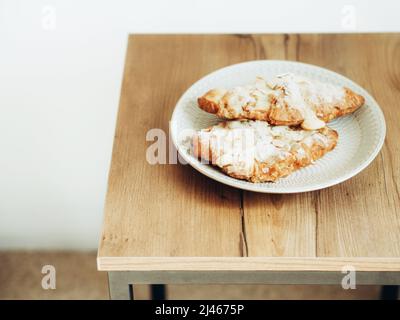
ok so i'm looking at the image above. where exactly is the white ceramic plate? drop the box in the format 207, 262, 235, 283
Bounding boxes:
170, 60, 386, 193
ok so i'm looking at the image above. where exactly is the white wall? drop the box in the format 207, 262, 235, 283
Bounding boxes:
0, 0, 399, 250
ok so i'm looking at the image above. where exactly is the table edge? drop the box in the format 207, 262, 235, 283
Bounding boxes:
97, 256, 400, 272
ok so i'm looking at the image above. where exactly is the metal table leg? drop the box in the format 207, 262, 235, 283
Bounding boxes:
108, 272, 132, 300
380, 285, 399, 300
151, 284, 166, 300
108, 272, 167, 300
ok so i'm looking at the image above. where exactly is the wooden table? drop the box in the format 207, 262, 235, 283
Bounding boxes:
97, 34, 400, 300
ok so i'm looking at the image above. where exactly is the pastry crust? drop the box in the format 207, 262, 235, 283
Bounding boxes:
192, 120, 338, 182
198, 74, 364, 130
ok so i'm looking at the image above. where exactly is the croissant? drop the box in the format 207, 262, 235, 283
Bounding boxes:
192, 120, 338, 182
198, 74, 364, 130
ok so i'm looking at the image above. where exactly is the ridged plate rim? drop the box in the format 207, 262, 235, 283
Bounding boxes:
170, 60, 386, 193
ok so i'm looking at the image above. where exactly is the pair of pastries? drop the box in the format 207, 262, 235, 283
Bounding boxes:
192, 73, 365, 182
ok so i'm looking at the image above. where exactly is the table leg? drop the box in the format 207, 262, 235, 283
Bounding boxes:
108, 272, 167, 300
151, 284, 166, 300
108, 272, 133, 300
380, 285, 399, 300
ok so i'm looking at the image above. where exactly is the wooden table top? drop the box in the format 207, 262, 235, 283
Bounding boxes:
97, 34, 400, 272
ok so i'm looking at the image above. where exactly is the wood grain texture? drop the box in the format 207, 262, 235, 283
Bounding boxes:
293, 34, 400, 257
98, 34, 400, 272
99, 35, 259, 259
